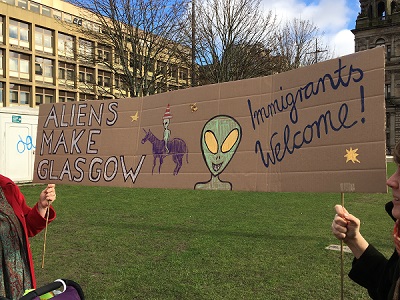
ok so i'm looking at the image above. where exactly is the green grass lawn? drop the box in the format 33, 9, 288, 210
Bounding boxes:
20, 164, 396, 299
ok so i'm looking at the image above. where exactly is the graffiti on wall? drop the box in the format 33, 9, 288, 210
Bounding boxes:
16, 134, 36, 154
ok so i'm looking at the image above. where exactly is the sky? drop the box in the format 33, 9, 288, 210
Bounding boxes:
261, 0, 360, 57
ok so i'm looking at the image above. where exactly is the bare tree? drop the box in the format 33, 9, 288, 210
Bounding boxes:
66, 0, 190, 97
274, 18, 332, 72
193, 0, 278, 85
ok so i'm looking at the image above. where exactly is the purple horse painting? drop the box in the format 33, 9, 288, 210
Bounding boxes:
141, 129, 189, 175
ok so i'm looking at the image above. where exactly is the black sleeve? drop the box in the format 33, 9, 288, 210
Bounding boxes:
349, 244, 398, 299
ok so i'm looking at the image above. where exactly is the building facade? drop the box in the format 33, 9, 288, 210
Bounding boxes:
0, 0, 190, 108
353, 0, 400, 154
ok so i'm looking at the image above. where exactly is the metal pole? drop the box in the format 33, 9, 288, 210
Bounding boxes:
315, 39, 318, 63
191, 0, 196, 87
306, 38, 327, 64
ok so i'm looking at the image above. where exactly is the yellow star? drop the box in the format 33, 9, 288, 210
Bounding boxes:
190, 103, 198, 113
130, 111, 139, 122
344, 147, 360, 163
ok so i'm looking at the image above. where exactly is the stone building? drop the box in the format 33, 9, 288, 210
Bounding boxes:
353, 0, 400, 154
0, 0, 190, 108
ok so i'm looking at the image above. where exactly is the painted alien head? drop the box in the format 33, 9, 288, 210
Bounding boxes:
200, 115, 242, 176
163, 118, 170, 129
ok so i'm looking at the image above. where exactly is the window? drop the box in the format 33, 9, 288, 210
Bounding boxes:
170, 65, 178, 82
157, 61, 166, 75
98, 70, 111, 87
79, 39, 94, 63
368, 5, 373, 19
115, 74, 122, 89
58, 62, 75, 88
130, 54, 142, 70
42, 5, 51, 17
156, 82, 167, 93
80, 93, 95, 101
387, 45, 392, 61
0, 49, 3, 76
53, 10, 62, 20
18, 0, 28, 9
63, 13, 72, 23
378, 2, 386, 20
59, 90, 75, 102
97, 94, 115, 100
9, 20, 30, 48
92, 23, 100, 33
392, 1, 397, 13
30, 2, 40, 13
386, 84, 391, 99
58, 33, 74, 59
97, 44, 111, 64
9, 21, 17, 39
386, 112, 391, 131
35, 88, 54, 106
79, 66, 94, 84
0, 82, 3, 107
114, 74, 128, 93
35, 26, 53, 54
115, 53, 122, 65
148, 58, 155, 73
35, 57, 53, 83
376, 38, 385, 47
10, 84, 30, 105
0, 16, 3, 43
83, 20, 93, 31
168, 85, 178, 91
139, 38, 150, 49
179, 68, 188, 81
9, 51, 30, 80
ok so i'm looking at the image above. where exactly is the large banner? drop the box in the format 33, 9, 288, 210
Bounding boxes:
33, 47, 387, 193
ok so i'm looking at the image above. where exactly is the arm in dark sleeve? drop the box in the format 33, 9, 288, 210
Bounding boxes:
349, 244, 398, 299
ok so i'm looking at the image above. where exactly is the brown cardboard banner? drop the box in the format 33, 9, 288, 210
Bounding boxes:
33, 47, 387, 193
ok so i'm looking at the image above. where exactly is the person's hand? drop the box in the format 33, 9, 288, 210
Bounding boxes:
331, 205, 369, 259
38, 184, 56, 217
331, 205, 361, 243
